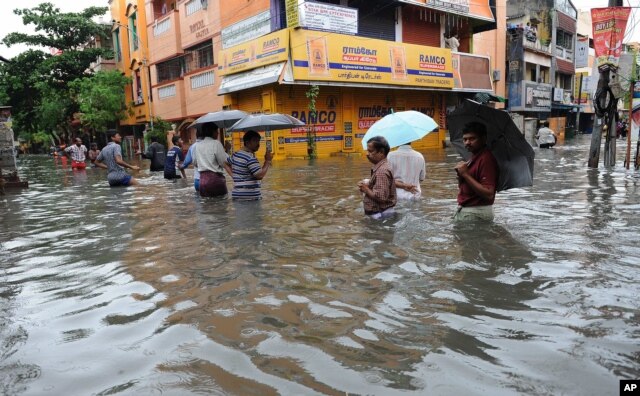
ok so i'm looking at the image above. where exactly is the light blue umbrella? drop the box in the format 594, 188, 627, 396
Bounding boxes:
360, 110, 438, 150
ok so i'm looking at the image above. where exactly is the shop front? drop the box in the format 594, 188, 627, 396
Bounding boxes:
218, 28, 473, 159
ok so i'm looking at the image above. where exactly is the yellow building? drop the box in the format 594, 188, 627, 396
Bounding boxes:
109, 0, 151, 137
134, 0, 498, 159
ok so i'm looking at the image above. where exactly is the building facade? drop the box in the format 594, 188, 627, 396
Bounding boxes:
110, 0, 152, 138
110, 0, 502, 159
506, 0, 578, 132
216, 0, 498, 159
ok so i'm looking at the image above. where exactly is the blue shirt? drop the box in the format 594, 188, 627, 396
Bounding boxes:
227, 150, 262, 200
165, 146, 184, 175
182, 139, 201, 180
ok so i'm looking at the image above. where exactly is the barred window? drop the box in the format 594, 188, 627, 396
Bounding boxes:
156, 57, 185, 84
184, 41, 214, 73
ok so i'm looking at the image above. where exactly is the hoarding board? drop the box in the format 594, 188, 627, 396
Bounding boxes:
591, 7, 631, 71
218, 29, 289, 76
290, 29, 453, 89
221, 11, 271, 49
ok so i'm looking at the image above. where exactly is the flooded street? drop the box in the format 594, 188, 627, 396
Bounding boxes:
1, 135, 639, 395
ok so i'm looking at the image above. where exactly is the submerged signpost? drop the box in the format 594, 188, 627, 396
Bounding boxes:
0, 106, 28, 190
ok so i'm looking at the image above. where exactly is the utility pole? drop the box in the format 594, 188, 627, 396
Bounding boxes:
588, 0, 623, 168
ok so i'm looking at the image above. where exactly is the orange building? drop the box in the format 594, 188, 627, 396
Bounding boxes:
137, 0, 499, 159
145, 0, 224, 143
109, 0, 152, 139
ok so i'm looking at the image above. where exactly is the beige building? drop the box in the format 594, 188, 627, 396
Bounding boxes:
473, 0, 507, 98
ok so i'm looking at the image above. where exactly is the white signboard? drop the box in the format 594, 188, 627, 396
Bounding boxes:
218, 62, 285, 95
575, 36, 589, 68
553, 87, 564, 102
299, 2, 358, 35
221, 11, 271, 49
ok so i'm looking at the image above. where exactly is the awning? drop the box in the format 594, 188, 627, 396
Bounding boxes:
395, 0, 496, 33
218, 62, 285, 95
551, 102, 580, 111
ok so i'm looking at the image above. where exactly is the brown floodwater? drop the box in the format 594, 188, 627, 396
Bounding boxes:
1, 135, 639, 395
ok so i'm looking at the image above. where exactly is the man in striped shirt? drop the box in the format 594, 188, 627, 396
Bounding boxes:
64, 138, 88, 169
227, 130, 272, 200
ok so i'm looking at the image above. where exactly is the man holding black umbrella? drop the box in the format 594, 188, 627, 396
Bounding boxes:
453, 122, 499, 222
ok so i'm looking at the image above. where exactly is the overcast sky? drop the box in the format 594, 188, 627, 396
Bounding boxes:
0, 0, 638, 59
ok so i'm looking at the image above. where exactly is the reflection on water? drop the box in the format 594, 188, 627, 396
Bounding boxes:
1, 136, 639, 395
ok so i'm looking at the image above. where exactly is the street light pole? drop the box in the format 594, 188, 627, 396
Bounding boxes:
115, 22, 154, 134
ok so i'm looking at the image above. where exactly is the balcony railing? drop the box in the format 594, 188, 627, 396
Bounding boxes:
523, 36, 551, 54
555, 46, 573, 61
153, 16, 171, 37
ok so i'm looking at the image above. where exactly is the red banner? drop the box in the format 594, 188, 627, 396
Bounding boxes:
591, 7, 631, 72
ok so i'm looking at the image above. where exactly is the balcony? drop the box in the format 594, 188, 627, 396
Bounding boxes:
184, 68, 223, 116
148, 10, 181, 63
153, 79, 186, 121
555, 46, 574, 62
523, 36, 552, 55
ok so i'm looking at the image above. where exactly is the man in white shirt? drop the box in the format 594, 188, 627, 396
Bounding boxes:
192, 123, 233, 197
387, 143, 426, 201
536, 121, 557, 148
443, 33, 460, 52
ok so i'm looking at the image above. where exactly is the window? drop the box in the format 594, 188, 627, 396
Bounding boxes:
184, 41, 214, 73
134, 70, 143, 104
555, 30, 573, 50
113, 28, 122, 62
156, 57, 185, 84
129, 12, 139, 51
556, 73, 572, 90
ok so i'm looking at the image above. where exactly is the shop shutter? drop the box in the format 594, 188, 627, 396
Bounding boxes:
349, 0, 396, 41
402, 6, 441, 47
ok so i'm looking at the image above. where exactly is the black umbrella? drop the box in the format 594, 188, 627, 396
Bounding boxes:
447, 99, 535, 192
227, 113, 304, 132
192, 110, 248, 129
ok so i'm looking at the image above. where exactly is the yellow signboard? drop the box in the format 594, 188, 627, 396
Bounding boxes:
285, 0, 299, 28
218, 29, 289, 76
290, 29, 454, 89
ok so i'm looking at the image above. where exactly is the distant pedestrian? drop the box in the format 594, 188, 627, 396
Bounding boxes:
453, 122, 498, 221
164, 135, 186, 180
64, 138, 88, 169
180, 125, 203, 191
88, 143, 100, 167
536, 121, 557, 148
95, 130, 140, 187
358, 136, 397, 219
227, 130, 272, 201
387, 143, 425, 200
443, 32, 460, 52
142, 135, 166, 172
193, 123, 232, 197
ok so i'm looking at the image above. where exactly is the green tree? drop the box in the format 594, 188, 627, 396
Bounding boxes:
70, 70, 132, 133
0, 3, 111, 141
305, 85, 319, 159
0, 50, 48, 137
145, 117, 172, 146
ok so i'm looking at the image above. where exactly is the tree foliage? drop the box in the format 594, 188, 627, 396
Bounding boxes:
0, 3, 111, 141
70, 70, 131, 133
